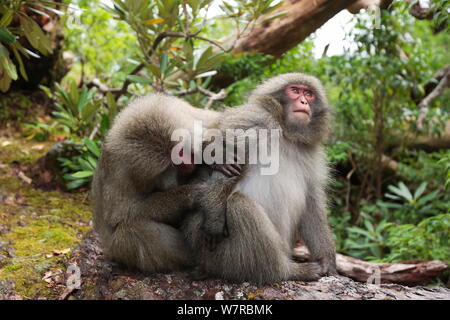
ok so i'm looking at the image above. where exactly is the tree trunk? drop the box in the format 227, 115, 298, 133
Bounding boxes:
209, 0, 359, 89
293, 245, 448, 286
231, 0, 358, 57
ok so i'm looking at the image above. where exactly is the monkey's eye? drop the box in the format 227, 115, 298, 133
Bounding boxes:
304, 90, 313, 97
291, 87, 300, 94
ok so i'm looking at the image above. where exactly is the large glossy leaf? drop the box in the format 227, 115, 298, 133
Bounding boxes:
0, 27, 16, 43
19, 16, 52, 55
0, 43, 17, 80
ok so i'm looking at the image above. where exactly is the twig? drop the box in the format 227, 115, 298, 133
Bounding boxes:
175, 86, 227, 109
204, 88, 227, 109
417, 65, 450, 129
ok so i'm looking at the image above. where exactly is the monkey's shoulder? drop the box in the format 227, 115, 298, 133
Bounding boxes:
219, 105, 278, 131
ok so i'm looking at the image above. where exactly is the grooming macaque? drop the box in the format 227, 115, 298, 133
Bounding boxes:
92, 94, 238, 273
182, 73, 337, 284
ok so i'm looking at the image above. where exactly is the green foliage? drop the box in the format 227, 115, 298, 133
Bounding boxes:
344, 211, 393, 260
58, 137, 99, 189
50, 81, 102, 136
0, 0, 61, 92
336, 180, 447, 261
37, 80, 118, 189
385, 214, 450, 263
439, 152, 450, 188
23, 119, 59, 141
384, 181, 444, 223
326, 141, 351, 164
218, 53, 273, 83
63, 0, 138, 86
397, 150, 449, 188
97, 0, 279, 97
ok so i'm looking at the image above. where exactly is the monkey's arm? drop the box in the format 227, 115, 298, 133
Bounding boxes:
131, 184, 200, 226
196, 173, 244, 250
298, 185, 337, 275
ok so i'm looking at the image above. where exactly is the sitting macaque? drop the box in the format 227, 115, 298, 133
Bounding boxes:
182, 73, 337, 284
92, 94, 238, 273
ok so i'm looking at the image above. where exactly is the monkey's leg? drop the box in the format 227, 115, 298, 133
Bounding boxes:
183, 191, 322, 284
298, 187, 337, 275
109, 218, 193, 273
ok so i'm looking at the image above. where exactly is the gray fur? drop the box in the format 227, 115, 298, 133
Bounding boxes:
92, 93, 221, 272
182, 73, 337, 284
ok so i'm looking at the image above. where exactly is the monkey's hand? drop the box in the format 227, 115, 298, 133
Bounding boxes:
211, 163, 241, 177
194, 181, 232, 251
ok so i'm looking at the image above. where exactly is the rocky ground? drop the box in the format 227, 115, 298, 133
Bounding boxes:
0, 132, 449, 300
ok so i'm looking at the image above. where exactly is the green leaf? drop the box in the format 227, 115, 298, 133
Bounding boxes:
83, 138, 101, 157
194, 46, 213, 71
126, 75, 152, 84
414, 182, 427, 199
70, 171, 93, 178
19, 16, 52, 56
10, 44, 28, 80
0, 10, 14, 28
0, 72, 12, 92
147, 63, 161, 78
160, 53, 169, 75
0, 43, 17, 80
0, 27, 16, 43
66, 179, 88, 190
398, 182, 413, 201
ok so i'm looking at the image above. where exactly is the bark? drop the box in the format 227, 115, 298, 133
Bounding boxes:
407, 0, 448, 33
293, 245, 448, 286
388, 120, 450, 152
50, 232, 450, 300
230, 0, 358, 57
209, 0, 359, 89
347, 0, 393, 14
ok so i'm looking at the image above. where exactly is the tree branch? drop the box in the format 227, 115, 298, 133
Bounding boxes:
417, 65, 450, 129
175, 86, 227, 109
293, 244, 448, 286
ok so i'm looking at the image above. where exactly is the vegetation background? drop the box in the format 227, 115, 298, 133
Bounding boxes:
0, 0, 448, 299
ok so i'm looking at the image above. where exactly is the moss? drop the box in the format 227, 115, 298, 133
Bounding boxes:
0, 135, 92, 299
0, 135, 51, 166
0, 93, 33, 125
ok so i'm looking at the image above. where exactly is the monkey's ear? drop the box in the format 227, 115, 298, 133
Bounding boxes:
250, 95, 284, 122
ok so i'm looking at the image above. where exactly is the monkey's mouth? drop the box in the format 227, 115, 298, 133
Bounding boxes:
293, 110, 310, 117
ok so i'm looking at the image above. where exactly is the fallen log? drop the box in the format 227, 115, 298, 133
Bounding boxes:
293, 245, 448, 286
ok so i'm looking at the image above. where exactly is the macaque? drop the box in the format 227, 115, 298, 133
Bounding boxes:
182, 73, 337, 284
92, 94, 238, 273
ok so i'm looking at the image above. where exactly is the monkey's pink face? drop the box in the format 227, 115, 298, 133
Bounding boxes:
285, 84, 316, 122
